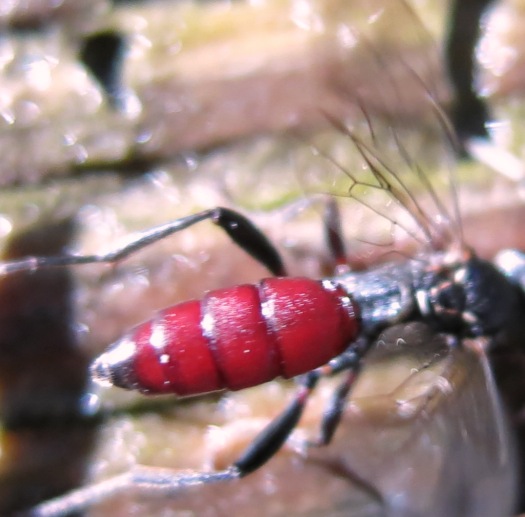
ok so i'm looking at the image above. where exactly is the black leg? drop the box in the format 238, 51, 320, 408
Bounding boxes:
22, 349, 368, 517
234, 371, 319, 475
22, 371, 321, 517
305, 348, 365, 447
233, 343, 370, 473
211, 207, 286, 276
310, 369, 359, 447
323, 197, 349, 273
0, 207, 287, 277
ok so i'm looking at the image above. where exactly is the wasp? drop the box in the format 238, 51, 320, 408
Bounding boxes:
0, 0, 523, 516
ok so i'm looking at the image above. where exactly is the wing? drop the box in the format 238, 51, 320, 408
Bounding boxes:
306, 323, 517, 517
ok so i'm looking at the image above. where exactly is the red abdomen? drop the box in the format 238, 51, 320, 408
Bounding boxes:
91, 278, 360, 395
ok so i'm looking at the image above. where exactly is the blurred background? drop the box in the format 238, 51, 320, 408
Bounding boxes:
0, 1, 524, 515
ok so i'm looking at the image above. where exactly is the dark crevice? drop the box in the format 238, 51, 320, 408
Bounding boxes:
445, 0, 496, 146
0, 219, 95, 515
80, 31, 127, 110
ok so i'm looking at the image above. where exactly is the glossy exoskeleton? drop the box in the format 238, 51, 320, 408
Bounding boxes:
1, 0, 524, 516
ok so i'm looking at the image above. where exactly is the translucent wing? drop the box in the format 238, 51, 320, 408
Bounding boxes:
309, 323, 517, 517
16, 324, 516, 517
218, 0, 463, 264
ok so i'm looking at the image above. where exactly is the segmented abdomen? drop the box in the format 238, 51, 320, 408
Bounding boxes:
91, 277, 360, 395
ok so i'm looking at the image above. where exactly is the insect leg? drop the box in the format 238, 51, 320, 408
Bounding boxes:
322, 197, 373, 272
233, 370, 319, 475
0, 207, 286, 277
308, 350, 364, 447
20, 467, 242, 517
324, 197, 349, 274
211, 207, 287, 276
24, 371, 323, 517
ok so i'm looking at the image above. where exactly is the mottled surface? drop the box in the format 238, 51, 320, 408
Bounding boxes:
0, 1, 524, 516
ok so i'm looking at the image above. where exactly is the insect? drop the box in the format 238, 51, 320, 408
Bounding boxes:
1, 0, 524, 516
8, 92, 524, 515
7, 172, 523, 516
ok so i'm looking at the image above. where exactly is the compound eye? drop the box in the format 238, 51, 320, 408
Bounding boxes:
436, 282, 466, 313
